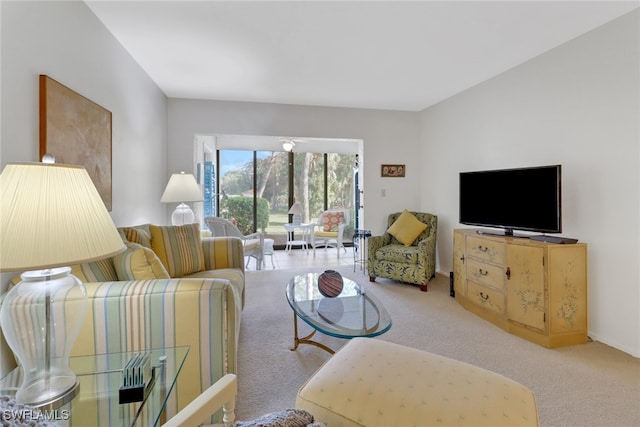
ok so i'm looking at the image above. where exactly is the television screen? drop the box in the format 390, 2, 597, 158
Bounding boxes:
459, 165, 562, 235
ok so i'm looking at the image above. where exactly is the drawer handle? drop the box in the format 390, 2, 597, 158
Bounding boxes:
478, 269, 489, 276
506, 267, 511, 280
477, 245, 488, 252
479, 292, 489, 300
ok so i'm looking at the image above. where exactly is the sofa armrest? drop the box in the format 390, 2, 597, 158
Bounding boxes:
73, 278, 241, 422
201, 236, 245, 272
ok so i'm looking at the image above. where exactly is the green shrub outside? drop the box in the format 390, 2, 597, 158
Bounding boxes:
226, 196, 269, 234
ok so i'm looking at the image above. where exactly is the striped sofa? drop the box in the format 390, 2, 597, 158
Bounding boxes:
2, 223, 245, 424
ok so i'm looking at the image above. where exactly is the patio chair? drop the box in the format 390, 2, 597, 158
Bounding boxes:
310, 209, 349, 258
204, 217, 264, 270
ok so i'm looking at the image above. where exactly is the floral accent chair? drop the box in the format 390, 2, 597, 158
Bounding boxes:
368, 211, 437, 291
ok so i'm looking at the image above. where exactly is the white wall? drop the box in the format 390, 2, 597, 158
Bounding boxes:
0, 1, 168, 227
0, 1, 168, 373
168, 99, 421, 234
1, 2, 637, 369
420, 10, 640, 356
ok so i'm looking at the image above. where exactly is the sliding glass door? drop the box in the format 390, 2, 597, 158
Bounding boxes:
214, 149, 355, 247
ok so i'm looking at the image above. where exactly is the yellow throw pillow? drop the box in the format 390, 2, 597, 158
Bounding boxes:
11, 257, 119, 285
118, 225, 152, 248
149, 223, 205, 277
113, 243, 170, 280
387, 210, 428, 246
70, 258, 119, 282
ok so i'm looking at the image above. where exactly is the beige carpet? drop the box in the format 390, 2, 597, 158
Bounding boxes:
236, 265, 640, 426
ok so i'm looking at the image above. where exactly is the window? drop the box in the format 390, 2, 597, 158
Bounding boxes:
212, 149, 356, 247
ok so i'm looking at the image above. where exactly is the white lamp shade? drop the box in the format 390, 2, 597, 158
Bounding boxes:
161, 172, 203, 203
288, 202, 303, 226
288, 202, 303, 215
0, 162, 125, 272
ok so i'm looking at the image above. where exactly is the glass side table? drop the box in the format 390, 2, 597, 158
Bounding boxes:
0, 346, 189, 427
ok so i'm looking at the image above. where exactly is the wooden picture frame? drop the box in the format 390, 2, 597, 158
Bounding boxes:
39, 75, 112, 210
381, 164, 405, 178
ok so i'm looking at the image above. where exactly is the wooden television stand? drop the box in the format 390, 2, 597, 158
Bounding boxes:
453, 228, 588, 348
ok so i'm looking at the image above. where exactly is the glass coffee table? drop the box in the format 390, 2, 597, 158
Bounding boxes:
286, 272, 392, 354
0, 346, 189, 426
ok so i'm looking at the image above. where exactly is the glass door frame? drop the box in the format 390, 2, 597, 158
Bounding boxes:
194, 134, 364, 249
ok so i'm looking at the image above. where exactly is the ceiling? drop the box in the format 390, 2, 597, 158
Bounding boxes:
85, 1, 639, 112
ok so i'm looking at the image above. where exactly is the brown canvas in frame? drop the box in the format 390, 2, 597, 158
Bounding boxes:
39, 74, 112, 210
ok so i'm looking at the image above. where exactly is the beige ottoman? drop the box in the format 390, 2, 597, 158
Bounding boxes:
296, 338, 538, 427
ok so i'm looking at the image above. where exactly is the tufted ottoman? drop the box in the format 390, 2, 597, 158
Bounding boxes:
296, 338, 539, 427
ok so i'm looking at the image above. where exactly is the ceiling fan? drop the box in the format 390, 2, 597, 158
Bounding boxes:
280, 138, 309, 152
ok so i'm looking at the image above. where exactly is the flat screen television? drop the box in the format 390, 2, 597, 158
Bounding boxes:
459, 165, 562, 236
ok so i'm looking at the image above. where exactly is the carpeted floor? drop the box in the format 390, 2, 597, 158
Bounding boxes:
236, 265, 640, 426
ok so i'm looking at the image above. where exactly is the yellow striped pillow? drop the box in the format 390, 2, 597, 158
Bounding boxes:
118, 225, 152, 248
149, 224, 205, 277
113, 242, 170, 280
10, 258, 118, 286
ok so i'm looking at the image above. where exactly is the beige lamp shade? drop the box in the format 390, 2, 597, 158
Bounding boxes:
288, 202, 303, 215
288, 202, 303, 226
0, 162, 125, 272
160, 172, 203, 203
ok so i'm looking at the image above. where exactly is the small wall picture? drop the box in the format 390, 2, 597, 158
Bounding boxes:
381, 164, 405, 177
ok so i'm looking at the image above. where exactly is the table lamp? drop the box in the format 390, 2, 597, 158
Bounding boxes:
160, 171, 203, 225
288, 202, 303, 226
0, 161, 125, 409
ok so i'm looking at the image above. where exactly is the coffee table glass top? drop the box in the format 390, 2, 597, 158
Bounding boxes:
286, 272, 392, 339
0, 346, 189, 427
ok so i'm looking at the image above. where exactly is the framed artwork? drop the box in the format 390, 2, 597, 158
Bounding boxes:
39, 74, 112, 210
381, 164, 405, 178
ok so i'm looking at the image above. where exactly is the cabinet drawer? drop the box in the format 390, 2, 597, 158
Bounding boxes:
467, 281, 505, 315
466, 258, 505, 291
466, 236, 505, 264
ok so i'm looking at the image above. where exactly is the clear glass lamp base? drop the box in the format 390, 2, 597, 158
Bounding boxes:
17, 375, 80, 410
171, 203, 195, 225
0, 267, 87, 410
